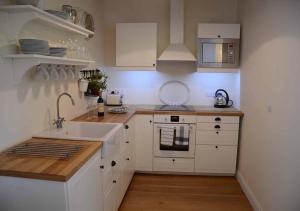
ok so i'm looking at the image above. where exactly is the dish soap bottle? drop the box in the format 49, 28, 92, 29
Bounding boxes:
97, 95, 104, 117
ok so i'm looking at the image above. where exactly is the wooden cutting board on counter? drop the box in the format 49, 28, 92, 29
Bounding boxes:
0, 138, 102, 182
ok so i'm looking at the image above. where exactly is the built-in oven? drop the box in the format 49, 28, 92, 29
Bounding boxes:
197, 38, 240, 68
153, 115, 196, 158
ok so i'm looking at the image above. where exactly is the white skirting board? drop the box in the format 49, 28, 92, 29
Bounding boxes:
236, 171, 264, 211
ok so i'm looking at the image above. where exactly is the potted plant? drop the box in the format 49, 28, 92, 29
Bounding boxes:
86, 70, 108, 96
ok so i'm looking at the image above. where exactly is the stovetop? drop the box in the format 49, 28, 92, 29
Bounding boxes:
154, 105, 195, 112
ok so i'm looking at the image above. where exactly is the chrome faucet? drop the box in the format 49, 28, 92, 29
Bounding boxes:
54, 92, 75, 128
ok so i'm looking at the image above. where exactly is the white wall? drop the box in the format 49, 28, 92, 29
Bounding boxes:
104, 67, 240, 106
238, 1, 300, 211
102, 0, 240, 106
0, 0, 104, 151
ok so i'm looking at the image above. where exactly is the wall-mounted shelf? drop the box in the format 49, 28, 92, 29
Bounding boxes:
4, 54, 95, 82
0, 5, 95, 40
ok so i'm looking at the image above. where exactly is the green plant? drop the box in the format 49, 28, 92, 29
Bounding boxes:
87, 70, 108, 95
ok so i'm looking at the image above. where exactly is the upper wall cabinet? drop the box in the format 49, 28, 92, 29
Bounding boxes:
198, 24, 240, 39
116, 23, 157, 70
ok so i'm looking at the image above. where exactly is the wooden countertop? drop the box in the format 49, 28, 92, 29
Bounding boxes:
0, 138, 102, 182
73, 106, 136, 124
73, 105, 244, 124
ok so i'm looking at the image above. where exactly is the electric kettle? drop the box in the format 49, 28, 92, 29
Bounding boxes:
214, 89, 233, 108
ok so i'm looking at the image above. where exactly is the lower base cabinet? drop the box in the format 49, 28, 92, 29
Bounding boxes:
0, 150, 103, 211
195, 145, 238, 174
102, 121, 135, 211
153, 157, 194, 172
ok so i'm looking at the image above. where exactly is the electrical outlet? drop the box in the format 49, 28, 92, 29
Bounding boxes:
267, 105, 272, 113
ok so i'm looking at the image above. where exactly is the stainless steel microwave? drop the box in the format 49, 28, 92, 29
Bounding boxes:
197, 38, 240, 68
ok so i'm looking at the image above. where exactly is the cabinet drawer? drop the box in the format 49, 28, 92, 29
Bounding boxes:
196, 130, 238, 145
196, 116, 239, 124
197, 123, 239, 131
102, 154, 120, 194
153, 157, 194, 172
195, 145, 237, 174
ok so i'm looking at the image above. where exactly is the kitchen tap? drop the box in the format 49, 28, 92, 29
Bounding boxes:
54, 92, 75, 128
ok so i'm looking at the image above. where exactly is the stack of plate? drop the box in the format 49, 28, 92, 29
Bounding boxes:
108, 106, 128, 114
19, 39, 49, 55
49, 47, 67, 57
45, 10, 68, 20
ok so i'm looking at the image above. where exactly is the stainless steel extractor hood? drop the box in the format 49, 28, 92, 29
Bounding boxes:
158, 0, 196, 61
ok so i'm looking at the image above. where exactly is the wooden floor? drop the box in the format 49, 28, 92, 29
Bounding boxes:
119, 174, 253, 211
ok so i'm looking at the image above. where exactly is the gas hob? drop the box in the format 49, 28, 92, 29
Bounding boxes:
154, 105, 195, 112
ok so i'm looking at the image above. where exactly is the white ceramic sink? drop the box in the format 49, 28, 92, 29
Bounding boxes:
33, 121, 123, 142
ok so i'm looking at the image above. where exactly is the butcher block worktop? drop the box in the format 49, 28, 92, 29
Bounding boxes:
0, 138, 102, 182
73, 105, 244, 123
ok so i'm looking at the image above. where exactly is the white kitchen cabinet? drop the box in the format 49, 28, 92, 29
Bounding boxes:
120, 118, 135, 195
195, 116, 240, 175
0, 150, 103, 211
116, 23, 157, 69
198, 23, 240, 39
195, 145, 237, 174
102, 122, 135, 211
135, 115, 154, 171
196, 130, 239, 146
153, 158, 194, 173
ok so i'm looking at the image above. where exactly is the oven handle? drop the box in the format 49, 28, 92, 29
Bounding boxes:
156, 124, 194, 131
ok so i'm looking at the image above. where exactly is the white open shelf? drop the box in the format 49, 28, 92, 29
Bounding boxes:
0, 5, 95, 39
4, 54, 95, 82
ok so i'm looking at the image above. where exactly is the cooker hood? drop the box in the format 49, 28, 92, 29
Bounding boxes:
158, 0, 196, 61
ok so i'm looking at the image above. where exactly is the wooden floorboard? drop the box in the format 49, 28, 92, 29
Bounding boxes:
119, 173, 253, 211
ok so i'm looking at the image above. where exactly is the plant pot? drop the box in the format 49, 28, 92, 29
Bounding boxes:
91, 90, 102, 96
79, 79, 89, 92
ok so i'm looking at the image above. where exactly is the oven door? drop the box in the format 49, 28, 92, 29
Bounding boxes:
197, 38, 240, 68
153, 123, 196, 158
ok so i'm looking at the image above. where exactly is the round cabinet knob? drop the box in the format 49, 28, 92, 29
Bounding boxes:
100, 165, 104, 169
215, 146, 219, 149
125, 125, 129, 129
149, 120, 153, 124
126, 158, 130, 161
111, 160, 117, 166
217, 34, 221, 38
113, 180, 117, 183
216, 131, 219, 134
215, 117, 221, 122
214, 125, 221, 129
125, 141, 130, 144
172, 159, 175, 162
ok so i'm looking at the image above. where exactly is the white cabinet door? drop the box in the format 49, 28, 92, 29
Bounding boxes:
135, 115, 154, 171
104, 183, 118, 211
67, 151, 103, 211
116, 23, 157, 68
198, 24, 240, 39
153, 158, 194, 172
195, 145, 237, 174
196, 130, 239, 146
